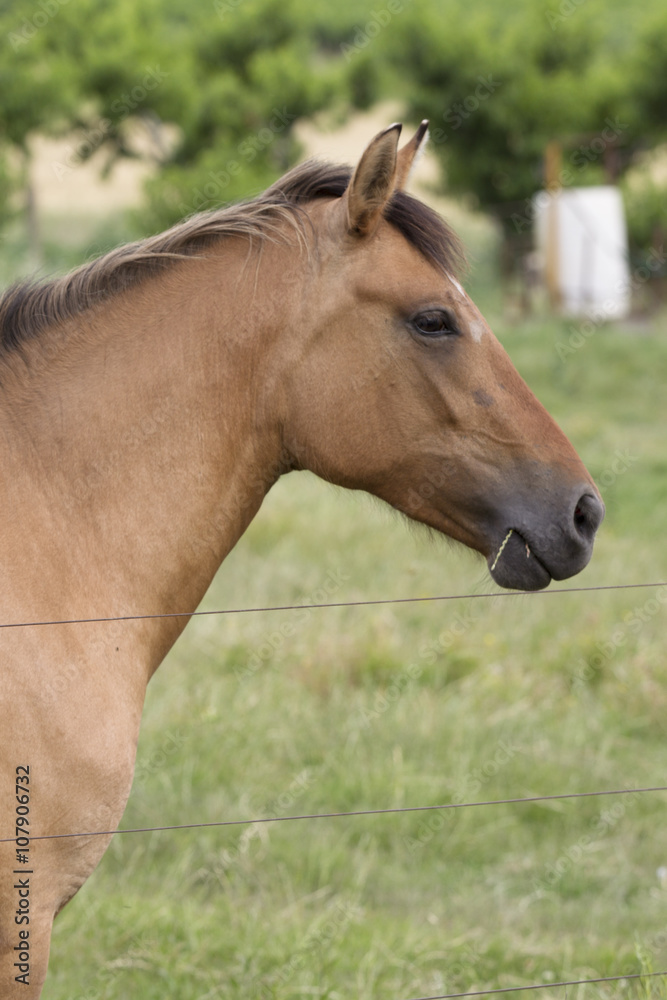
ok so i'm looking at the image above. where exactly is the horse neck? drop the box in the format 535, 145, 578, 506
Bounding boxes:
0, 242, 295, 672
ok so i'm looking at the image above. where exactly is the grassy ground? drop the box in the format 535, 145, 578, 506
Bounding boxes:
36, 300, 667, 1000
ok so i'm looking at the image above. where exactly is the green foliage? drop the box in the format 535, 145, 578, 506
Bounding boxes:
3, 0, 667, 259
138, 0, 357, 229
0, 0, 381, 234
0, 3, 80, 149
393, 0, 637, 218
622, 167, 667, 264
625, 5, 667, 143
137, 0, 384, 229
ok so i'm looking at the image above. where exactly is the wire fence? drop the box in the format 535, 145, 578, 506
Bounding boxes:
3, 783, 667, 844
2, 578, 665, 629
8, 576, 667, 998
405, 971, 667, 1000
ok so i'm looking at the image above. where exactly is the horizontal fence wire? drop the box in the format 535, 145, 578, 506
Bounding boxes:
7, 579, 667, 996
403, 970, 667, 1000
1, 579, 665, 630
4, 784, 666, 844
4, 579, 667, 843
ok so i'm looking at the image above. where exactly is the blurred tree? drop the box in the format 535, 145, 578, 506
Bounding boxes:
392, 0, 634, 232
626, 5, 667, 141
0, 0, 382, 249
380, 0, 667, 293
0, 0, 81, 261
619, 4, 667, 263
139, 0, 379, 230
2, 0, 666, 271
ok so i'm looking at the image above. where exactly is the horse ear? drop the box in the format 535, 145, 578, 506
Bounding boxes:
345, 123, 402, 237
395, 120, 430, 191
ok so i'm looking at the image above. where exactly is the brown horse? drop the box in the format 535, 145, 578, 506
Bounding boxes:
0, 122, 603, 997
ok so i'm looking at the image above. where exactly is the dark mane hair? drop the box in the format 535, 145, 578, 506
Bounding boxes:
0, 160, 465, 355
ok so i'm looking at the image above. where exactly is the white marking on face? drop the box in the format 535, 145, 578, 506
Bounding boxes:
468, 319, 486, 343
446, 273, 485, 341
449, 275, 466, 298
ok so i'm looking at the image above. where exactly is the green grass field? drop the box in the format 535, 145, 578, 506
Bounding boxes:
36, 304, 667, 1000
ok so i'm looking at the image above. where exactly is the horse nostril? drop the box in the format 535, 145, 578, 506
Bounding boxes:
573, 492, 605, 541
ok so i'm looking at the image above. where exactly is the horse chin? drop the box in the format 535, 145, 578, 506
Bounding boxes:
487, 529, 553, 592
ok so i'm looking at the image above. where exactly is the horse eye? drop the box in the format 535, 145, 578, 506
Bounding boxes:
412, 310, 458, 338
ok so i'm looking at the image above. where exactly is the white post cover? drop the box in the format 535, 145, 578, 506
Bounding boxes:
533, 186, 631, 319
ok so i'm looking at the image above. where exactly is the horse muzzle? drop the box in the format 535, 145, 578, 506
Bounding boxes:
487, 487, 605, 592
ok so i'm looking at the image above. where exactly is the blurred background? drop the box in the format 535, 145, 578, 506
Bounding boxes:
2, 0, 667, 315
4, 2, 667, 998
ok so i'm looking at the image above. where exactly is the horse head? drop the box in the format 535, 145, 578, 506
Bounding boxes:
280, 122, 604, 590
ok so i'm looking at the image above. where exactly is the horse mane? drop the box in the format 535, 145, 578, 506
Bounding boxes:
0, 160, 465, 356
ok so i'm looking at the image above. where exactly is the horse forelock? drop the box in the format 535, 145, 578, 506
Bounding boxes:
0, 160, 464, 358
